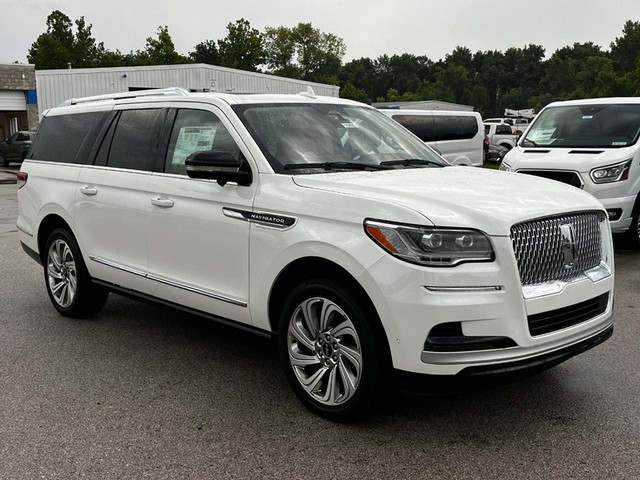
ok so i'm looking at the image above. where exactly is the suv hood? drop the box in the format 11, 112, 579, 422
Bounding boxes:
292, 167, 602, 236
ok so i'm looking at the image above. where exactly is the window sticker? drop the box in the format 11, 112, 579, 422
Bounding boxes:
528, 128, 556, 144
172, 126, 217, 166
612, 141, 628, 146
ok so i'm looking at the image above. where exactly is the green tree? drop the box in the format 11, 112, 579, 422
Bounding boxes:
28, 11, 78, 68
135, 26, 191, 65
263, 23, 346, 83
610, 20, 640, 73
190, 40, 220, 65
339, 83, 368, 103
263, 26, 300, 78
217, 19, 264, 72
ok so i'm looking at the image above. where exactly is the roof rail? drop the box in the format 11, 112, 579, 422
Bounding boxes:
59, 87, 190, 107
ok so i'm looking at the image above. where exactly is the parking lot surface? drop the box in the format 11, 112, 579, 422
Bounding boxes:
1, 182, 639, 479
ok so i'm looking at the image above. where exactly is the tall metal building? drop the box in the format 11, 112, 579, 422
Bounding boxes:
35, 63, 340, 115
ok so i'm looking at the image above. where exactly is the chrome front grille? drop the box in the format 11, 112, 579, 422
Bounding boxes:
511, 212, 603, 286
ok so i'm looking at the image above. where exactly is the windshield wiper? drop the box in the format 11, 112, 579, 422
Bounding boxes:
521, 138, 539, 147
284, 161, 391, 171
380, 158, 445, 168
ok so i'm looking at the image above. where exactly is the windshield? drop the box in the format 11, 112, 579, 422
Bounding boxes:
232, 103, 447, 173
522, 104, 640, 149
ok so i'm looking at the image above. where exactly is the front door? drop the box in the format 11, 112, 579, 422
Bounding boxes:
145, 106, 255, 325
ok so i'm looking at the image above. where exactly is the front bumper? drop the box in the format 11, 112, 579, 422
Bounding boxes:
396, 322, 613, 395
362, 236, 614, 376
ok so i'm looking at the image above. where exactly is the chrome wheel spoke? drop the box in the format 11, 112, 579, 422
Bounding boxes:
319, 300, 341, 331
320, 367, 339, 404
47, 265, 64, 280
290, 317, 316, 351
301, 299, 321, 338
50, 280, 65, 297
289, 346, 321, 367
339, 343, 362, 371
337, 358, 357, 399
332, 319, 357, 339
300, 366, 330, 394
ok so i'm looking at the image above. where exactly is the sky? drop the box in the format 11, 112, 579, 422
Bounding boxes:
1, 0, 639, 65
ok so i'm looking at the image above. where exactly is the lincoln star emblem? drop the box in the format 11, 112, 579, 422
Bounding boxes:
560, 223, 576, 268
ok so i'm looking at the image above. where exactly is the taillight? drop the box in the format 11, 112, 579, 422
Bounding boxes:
17, 171, 28, 189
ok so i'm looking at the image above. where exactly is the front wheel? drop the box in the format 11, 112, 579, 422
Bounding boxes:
44, 228, 109, 317
0, 153, 8, 167
626, 208, 640, 249
279, 279, 387, 421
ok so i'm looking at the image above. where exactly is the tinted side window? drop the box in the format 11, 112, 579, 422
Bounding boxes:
432, 116, 479, 141
107, 109, 163, 172
165, 109, 240, 175
29, 112, 107, 163
392, 115, 436, 142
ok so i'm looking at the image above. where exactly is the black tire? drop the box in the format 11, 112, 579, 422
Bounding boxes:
278, 278, 387, 422
43, 228, 109, 318
0, 153, 8, 167
626, 208, 640, 249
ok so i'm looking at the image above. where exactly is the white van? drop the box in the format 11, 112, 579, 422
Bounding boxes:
501, 98, 640, 246
380, 109, 484, 166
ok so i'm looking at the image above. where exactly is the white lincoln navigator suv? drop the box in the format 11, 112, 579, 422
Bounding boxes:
17, 88, 614, 421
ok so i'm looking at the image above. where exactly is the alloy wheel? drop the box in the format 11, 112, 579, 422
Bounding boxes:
286, 297, 363, 406
47, 239, 78, 308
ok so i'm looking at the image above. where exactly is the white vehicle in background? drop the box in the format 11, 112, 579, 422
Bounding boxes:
501, 97, 640, 247
380, 109, 484, 166
484, 122, 520, 150
485, 109, 536, 134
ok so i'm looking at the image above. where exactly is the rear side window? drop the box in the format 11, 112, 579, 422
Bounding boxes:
393, 114, 479, 142
29, 112, 107, 163
98, 109, 164, 172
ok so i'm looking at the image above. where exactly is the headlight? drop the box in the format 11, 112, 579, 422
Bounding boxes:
364, 220, 495, 267
590, 159, 632, 184
499, 162, 512, 172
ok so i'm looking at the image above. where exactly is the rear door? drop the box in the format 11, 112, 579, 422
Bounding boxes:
74, 107, 165, 294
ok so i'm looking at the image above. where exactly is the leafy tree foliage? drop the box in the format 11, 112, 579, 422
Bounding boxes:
138, 26, 192, 65
217, 19, 264, 71
27, 11, 640, 116
190, 40, 221, 65
28, 10, 109, 69
264, 23, 346, 83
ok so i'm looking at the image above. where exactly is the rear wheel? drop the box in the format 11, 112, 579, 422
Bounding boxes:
279, 278, 387, 422
44, 228, 109, 317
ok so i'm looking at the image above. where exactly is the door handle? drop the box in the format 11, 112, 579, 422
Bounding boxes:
151, 197, 174, 208
80, 186, 98, 196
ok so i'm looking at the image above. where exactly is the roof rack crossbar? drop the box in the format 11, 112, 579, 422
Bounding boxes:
59, 87, 190, 107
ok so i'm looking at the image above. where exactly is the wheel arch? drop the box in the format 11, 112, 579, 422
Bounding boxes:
268, 256, 391, 361
37, 214, 73, 262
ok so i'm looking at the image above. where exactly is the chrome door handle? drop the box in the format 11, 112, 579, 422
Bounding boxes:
80, 186, 98, 196
151, 197, 174, 208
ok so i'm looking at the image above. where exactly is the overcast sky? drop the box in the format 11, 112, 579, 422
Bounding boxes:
1, 0, 638, 65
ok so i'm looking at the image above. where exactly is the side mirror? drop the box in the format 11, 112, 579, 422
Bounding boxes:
185, 151, 252, 187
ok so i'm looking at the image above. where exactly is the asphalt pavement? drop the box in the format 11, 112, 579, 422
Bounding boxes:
1, 182, 639, 479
